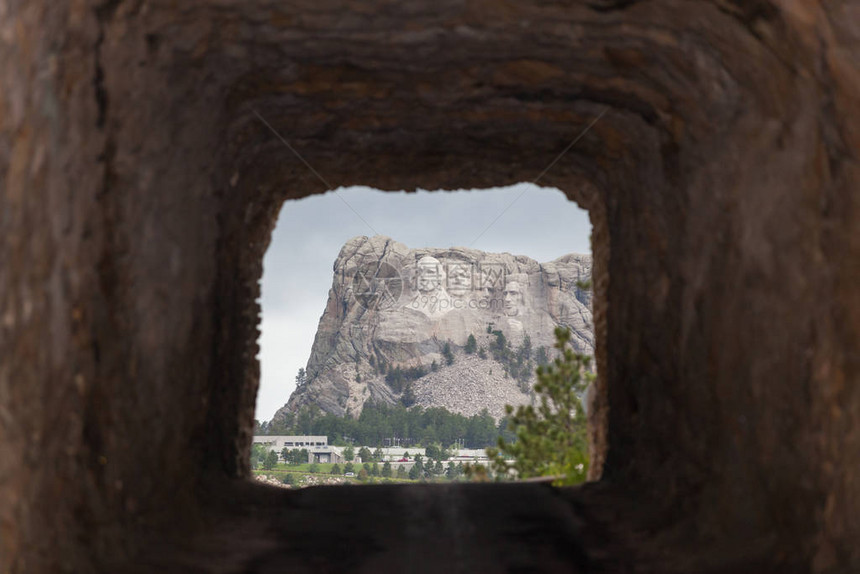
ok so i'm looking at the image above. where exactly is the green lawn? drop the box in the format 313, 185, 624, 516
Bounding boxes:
275, 462, 337, 473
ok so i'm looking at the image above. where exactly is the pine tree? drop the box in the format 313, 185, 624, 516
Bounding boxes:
358, 446, 372, 462
401, 384, 416, 407
263, 450, 278, 471
425, 444, 440, 460
250, 444, 268, 469
442, 341, 455, 365
464, 334, 477, 354
487, 327, 591, 485
536, 346, 549, 366
520, 335, 532, 361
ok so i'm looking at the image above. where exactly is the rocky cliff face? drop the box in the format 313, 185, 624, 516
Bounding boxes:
274, 236, 592, 420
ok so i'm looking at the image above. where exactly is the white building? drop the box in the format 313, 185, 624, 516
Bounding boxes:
252, 436, 344, 464
253, 435, 328, 449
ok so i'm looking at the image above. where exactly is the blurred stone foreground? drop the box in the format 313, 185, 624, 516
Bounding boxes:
0, 1, 859, 572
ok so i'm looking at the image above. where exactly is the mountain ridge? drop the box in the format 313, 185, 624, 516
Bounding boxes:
272, 235, 593, 422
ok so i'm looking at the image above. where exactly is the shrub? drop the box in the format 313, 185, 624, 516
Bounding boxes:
263, 450, 278, 471
464, 334, 477, 354
358, 446, 372, 462
401, 384, 416, 407
442, 342, 455, 365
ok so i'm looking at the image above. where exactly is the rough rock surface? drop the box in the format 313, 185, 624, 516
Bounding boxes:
254, 474, 348, 488
2, 1, 859, 572
274, 235, 592, 419
412, 355, 533, 420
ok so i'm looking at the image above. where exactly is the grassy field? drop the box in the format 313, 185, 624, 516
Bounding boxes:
273, 462, 337, 473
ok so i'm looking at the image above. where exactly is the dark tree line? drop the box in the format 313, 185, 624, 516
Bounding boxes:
257, 403, 502, 449
280, 448, 310, 465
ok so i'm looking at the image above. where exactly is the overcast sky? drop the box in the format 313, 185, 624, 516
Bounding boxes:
256, 183, 592, 421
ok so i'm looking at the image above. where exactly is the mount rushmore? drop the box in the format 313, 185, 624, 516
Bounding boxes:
272, 235, 593, 421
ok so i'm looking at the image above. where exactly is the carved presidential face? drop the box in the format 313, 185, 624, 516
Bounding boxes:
503, 281, 523, 316
416, 256, 444, 294
446, 262, 472, 297
475, 264, 504, 301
